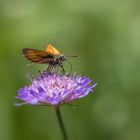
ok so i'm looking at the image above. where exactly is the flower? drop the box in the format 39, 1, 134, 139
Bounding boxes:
16, 72, 96, 106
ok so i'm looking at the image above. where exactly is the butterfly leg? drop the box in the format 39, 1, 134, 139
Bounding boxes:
26, 72, 33, 82
55, 64, 59, 74
59, 63, 65, 74
46, 63, 52, 72
38, 70, 42, 75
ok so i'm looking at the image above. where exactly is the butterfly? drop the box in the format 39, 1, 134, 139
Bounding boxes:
22, 44, 66, 73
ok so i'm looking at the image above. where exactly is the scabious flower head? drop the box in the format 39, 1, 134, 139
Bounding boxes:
16, 72, 96, 106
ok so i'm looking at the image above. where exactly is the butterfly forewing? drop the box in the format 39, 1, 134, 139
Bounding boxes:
22, 48, 54, 64
45, 44, 60, 56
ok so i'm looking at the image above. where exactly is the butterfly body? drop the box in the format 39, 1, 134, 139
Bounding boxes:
22, 44, 77, 73
22, 44, 66, 65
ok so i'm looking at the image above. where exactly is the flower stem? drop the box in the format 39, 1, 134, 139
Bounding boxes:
55, 107, 68, 140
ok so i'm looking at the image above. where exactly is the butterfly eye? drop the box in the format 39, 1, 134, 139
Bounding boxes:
60, 56, 66, 61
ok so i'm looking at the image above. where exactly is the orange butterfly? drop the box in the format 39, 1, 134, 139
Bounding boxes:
22, 44, 66, 72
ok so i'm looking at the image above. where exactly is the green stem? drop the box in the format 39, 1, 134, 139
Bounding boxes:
55, 107, 68, 140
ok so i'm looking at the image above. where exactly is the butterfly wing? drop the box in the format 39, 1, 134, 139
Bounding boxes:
22, 48, 54, 64
45, 44, 60, 56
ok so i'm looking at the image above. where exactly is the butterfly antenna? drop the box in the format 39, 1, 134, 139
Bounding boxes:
65, 55, 78, 58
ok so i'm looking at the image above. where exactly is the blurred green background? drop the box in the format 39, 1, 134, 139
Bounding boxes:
0, 0, 140, 140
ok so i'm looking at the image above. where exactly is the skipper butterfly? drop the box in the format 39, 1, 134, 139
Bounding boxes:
22, 44, 66, 72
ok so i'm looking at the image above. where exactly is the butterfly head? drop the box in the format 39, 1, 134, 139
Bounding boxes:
57, 54, 66, 62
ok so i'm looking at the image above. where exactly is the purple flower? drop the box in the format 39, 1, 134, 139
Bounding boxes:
16, 72, 96, 106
